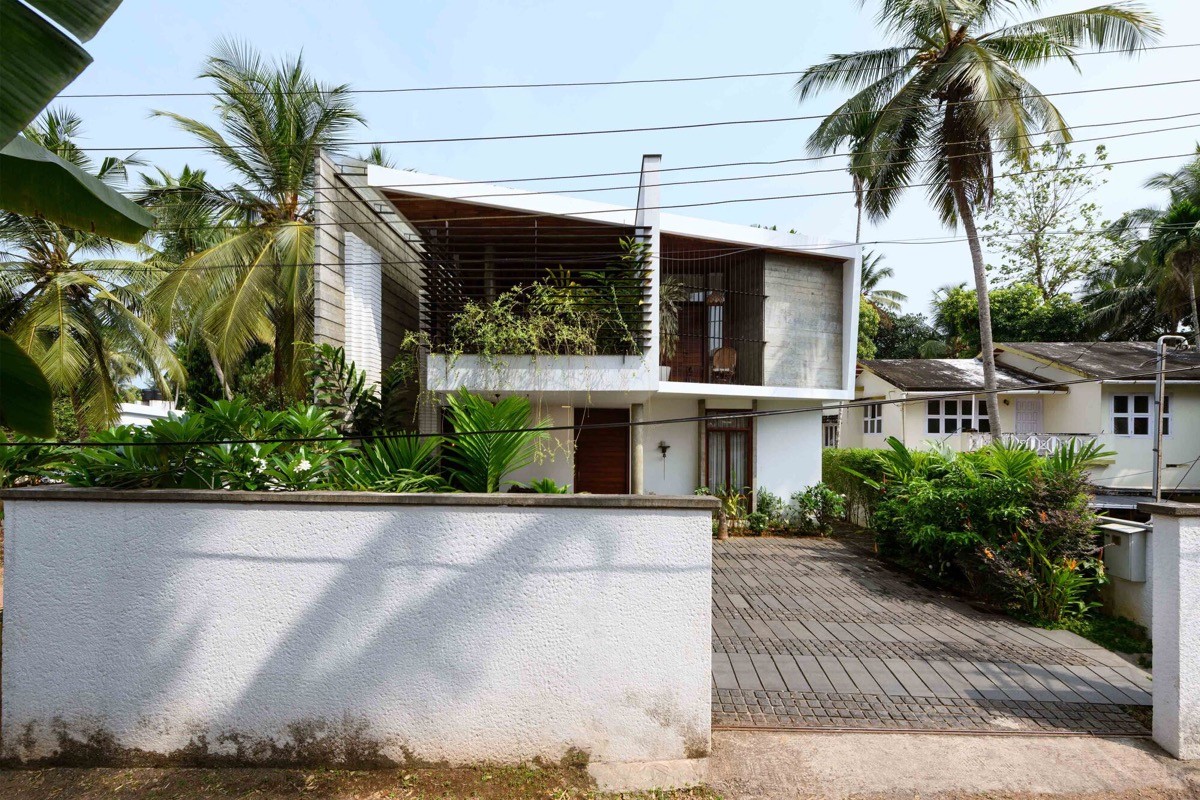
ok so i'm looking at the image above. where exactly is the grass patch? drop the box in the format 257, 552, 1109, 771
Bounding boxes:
0, 765, 722, 800
1039, 613, 1151, 655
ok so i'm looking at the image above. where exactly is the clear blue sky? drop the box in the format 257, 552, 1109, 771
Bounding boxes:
65, 0, 1200, 315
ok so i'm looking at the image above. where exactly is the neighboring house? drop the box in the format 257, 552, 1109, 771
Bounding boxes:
312, 153, 861, 499
839, 342, 1200, 496
117, 398, 175, 427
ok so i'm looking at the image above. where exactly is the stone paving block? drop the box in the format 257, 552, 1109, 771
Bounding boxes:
713, 536, 1150, 736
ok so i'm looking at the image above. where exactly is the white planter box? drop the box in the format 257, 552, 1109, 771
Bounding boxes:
425, 353, 657, 394
0, 489, 713, 778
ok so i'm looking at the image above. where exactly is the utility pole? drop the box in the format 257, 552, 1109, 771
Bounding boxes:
1154, 334, 1188, 501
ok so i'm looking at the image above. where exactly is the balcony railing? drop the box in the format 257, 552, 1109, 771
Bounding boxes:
964, 432, 1098, 456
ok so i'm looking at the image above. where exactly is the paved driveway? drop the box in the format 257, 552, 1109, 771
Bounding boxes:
712, 536, 1152, 734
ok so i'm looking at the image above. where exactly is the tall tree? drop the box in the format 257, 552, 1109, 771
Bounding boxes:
150, 40, 363, 401
982, 142, 1114, 299
138, 165, 237, 399
795, 0, 1160, 435
0, 109, 182, 434
1092, 148, 1200, 346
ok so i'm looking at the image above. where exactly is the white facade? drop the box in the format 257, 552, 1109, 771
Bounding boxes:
1, 491, 714, 781
315, 153, 861, 500
839, 347, 1200, 494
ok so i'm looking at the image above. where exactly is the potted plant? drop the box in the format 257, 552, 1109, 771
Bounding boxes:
659, 276, 687, 380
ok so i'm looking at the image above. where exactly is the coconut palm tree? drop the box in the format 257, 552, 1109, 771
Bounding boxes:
0, 109, 182, 434
138, 165, 239, 399
1103, 192, 1200, 347
150, 39, 363, 401
795, 0, 1160, 435
860, 250, 907, 319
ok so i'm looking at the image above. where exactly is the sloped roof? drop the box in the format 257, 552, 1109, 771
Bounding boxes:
859, 358, 1054, 392
998, 341, 1200, 382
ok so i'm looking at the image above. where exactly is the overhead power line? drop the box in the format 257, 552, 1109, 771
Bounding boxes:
307, 109, 1200, 191
100, 146, 1198, 234
9, 363, 1199, 449
116, 108, 1200, 207
73, 77, 1200, 152
0, 223, 1172, 276
56, 42, 1200, 99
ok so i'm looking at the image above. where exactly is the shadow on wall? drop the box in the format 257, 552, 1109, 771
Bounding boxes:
2, 500, 710, 767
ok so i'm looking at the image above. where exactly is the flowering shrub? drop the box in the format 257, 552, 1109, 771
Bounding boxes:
856, 436, 1112, 622
787, 484, 847, 535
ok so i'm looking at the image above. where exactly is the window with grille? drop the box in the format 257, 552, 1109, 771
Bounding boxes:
863, 403, 883, 434
1112, 393, 1168, 436
926, 396, 990, 434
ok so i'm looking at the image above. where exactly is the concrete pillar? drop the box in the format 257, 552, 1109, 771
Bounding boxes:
634, 155, 662, 378
630, 403, 645, 494
1139, 501, 1200, 759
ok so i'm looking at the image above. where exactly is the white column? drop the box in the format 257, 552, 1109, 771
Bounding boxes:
630, 403, 645, 495
635, 154, 662, 383
1140, 500, 1200, 759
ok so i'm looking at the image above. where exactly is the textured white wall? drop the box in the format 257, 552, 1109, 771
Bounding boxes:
1, 497, 711, 767
1149, 506, 1200, 759
343, 232, 383, 385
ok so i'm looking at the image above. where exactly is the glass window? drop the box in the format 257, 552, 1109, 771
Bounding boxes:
863, 403, 883, 435
925, 396, 988, 437
1112, 393, 1167, 438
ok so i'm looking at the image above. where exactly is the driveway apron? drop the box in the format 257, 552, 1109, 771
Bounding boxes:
712, 536, 1152, 734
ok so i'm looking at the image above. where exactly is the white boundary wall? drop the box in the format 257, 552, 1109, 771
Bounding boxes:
1, 490, 714, 775
1141, 501, 1200, 760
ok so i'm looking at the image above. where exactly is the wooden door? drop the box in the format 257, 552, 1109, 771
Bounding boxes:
573, 408, 630, 494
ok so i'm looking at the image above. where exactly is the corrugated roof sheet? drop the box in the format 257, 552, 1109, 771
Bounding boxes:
859, 358, 1052, 392
998, 341, 1200, 381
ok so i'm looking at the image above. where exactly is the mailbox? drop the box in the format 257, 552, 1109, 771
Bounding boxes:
1100, 519, 1148, 583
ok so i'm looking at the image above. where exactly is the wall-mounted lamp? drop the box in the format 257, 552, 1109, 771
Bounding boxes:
658, 441, 671, 458
1002, 398, 1010, 406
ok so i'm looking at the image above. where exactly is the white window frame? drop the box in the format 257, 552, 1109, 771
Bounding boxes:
926, 395, 990, 435
1112, 393, 1169, 437
863, 403, 883, 435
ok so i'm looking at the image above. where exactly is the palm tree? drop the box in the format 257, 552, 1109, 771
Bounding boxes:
860, 250, 907, 319
138, 165, 238, 399
795, 0, 1160, 435
151, 39, 363, 401
0, 109, 182, 434
1081, 251, 1183, 341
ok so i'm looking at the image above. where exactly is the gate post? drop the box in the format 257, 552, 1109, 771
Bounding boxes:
1139, 501, 1200, 758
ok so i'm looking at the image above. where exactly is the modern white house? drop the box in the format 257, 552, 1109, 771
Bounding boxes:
311, 153, 861, 499
838, 341, 1200, 496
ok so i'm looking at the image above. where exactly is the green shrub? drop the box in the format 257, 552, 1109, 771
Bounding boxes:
822, 448, 884, 523
787, 483, 847, 536
47, 388, 554, 495
441, 389, 549, 493
747, 510, 769, 535
861, 436, 1113, 622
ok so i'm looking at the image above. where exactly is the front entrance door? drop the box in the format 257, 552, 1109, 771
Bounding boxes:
1014, 397, 1044, 434
573, 408, 630, 494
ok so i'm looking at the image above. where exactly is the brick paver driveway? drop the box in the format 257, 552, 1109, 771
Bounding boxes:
712, 535, 1152, 734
